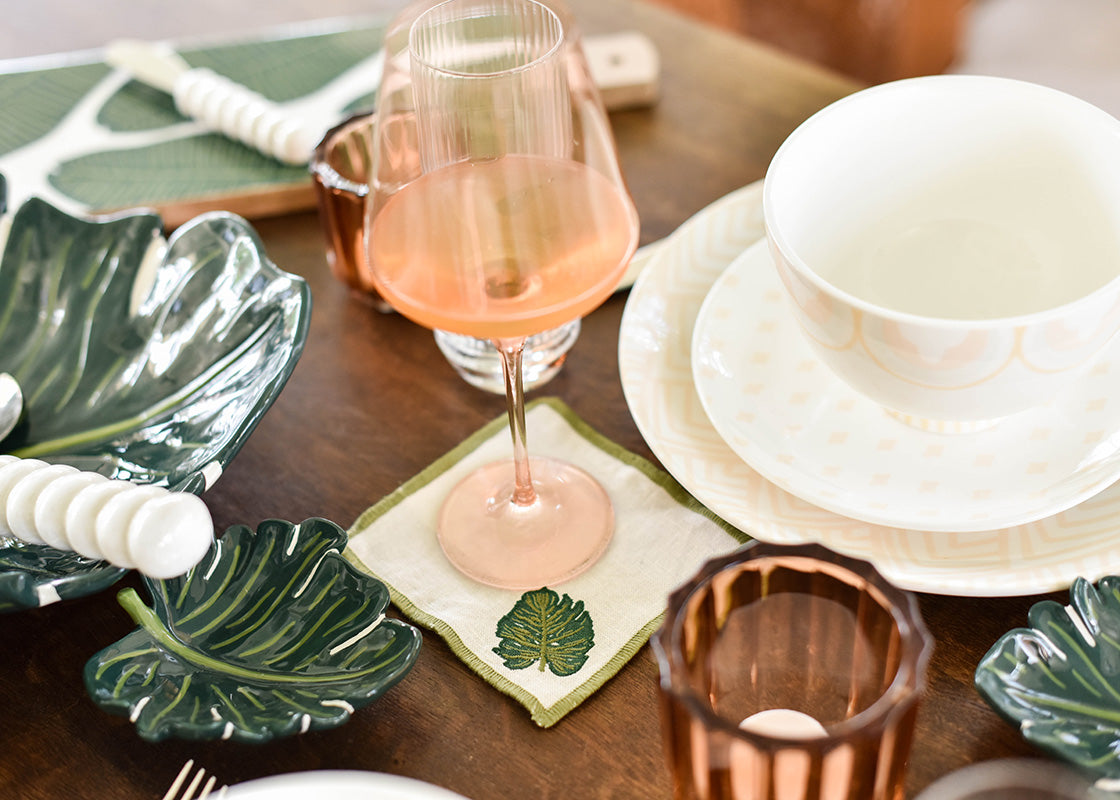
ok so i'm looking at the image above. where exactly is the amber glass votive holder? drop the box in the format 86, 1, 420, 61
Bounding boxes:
309, 111, 392, 311
651, 542, 934, 800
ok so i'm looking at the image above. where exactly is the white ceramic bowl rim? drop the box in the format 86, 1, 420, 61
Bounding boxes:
763, 74, 1120, 331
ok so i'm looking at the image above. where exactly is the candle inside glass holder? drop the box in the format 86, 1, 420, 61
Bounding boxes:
652, 542, 934, 800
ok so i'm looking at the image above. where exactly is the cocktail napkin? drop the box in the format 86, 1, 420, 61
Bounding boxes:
344, 397, 744, 727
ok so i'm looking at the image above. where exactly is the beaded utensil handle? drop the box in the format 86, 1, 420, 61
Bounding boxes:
105, 32, 659, 165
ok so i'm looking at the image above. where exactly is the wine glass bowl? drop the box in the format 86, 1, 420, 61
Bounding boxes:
309, 110, 581, 392
364, 0, 639, 589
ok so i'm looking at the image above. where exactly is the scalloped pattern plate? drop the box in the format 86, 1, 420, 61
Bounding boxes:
691, 240, 1120, 532
617, 181, 1120, 596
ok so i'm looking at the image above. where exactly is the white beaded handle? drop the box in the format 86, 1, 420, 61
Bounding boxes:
106, 33, 660, 165
0, 455, 214, 579
172, 68, 321, 166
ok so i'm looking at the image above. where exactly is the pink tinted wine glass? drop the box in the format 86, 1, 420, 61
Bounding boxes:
365, 0, 639, 589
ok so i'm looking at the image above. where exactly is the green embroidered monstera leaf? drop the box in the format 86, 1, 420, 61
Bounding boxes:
976, 575, 1120, 780
0, 192, 309, 612
493, 588, 594, 677
84, 518, 422, 742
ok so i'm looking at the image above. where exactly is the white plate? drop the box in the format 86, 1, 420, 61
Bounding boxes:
691, 239, 1120, 532
226, 771, 471, 799
618, 181, 1120, 596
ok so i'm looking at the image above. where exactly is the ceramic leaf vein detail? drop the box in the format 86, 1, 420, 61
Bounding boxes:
84, 519, 422, 742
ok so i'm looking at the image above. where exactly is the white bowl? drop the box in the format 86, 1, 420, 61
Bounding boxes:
764, 75, 1120, 427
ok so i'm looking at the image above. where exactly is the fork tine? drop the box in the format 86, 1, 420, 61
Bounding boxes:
162, 760, 195, 800
197, 774, 218, 799
162, 759, 225, 800
181, 768, 208, 800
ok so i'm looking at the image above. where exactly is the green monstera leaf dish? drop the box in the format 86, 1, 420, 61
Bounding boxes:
0, 548, 129, 614
85, 518, 422, 743
0, 192, 311, 611
976, 575, 1120, 782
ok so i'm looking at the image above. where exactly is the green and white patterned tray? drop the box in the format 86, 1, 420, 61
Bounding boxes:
0, 18, 388, 227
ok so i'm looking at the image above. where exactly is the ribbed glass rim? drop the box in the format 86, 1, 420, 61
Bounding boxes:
652, 540, 934, 747
408, 0, 564, 79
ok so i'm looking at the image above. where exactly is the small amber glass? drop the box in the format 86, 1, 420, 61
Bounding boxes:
309, 111, 392, 311
652, 542, 934, 800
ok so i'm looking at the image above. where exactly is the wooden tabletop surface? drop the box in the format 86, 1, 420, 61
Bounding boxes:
1, 1, 1063, 798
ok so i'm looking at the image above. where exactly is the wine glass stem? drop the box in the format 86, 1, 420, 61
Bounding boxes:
496, 337, 537, 507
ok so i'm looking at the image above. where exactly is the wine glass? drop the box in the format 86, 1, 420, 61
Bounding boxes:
364, 0, 639, 590
364, 0, 588, 396
309, 107, 579, 392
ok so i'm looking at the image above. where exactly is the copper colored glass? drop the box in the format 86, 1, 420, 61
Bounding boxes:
652, 542, 934, 800
309, 112, 392, 311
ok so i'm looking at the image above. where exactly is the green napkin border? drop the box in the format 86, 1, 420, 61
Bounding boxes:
344, 396, 745, 727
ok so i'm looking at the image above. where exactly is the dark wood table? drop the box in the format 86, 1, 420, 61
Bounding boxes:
1, 1, 1061, 798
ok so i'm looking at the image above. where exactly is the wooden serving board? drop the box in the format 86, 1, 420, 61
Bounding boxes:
0, 19, 389, 229
0, 19, 658, 229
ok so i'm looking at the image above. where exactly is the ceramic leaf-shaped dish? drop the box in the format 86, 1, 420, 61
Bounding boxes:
975, 575, 1120, 782
85, 518, 422, 742
0, 549, 129, 613
0, 193, 310, 611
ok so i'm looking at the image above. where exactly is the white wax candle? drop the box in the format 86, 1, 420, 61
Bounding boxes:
739, 709, 828, 739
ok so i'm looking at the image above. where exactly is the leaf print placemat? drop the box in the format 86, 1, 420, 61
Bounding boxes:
344, 398, 745, 727
0, 17, 388, 228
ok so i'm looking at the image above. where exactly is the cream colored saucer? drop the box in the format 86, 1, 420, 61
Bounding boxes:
618, 181, 1120, 596
691, 239, 1120, 533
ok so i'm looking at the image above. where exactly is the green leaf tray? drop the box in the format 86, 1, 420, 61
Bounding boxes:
976, 575, 1120, 786
0, 187, 311, 612
85, 518, 422, 743
0, 19, 386, 226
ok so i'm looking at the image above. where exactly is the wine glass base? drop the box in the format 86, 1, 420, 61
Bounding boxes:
437, 456, 614, 590
433, 320, 580, 394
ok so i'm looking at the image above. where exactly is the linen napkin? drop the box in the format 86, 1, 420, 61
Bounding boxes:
344, 397, 744, 727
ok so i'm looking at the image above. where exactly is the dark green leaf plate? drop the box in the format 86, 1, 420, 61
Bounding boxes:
0, 191, 311, 612
976, 576, 1120, 785
85, 518, 422, 743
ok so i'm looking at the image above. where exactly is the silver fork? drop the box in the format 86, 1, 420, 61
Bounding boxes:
161, 759, 228, 800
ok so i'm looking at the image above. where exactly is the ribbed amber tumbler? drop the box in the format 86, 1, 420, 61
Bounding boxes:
651, 542, 934, 800
309, 111, 390, 309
